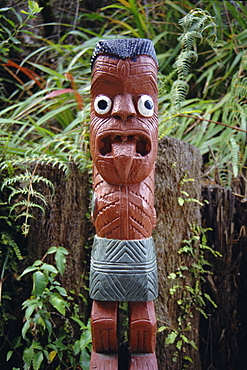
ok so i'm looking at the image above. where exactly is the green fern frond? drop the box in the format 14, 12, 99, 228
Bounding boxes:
219, 52, 247, 182
178, 8, 217, 47
14, 212, 37, 221
159, 120, 179, 139
218, 170, 230, 187
1, 173, 55, 195
10, 200, 45, 215
173, 50, 197, 80
8, 188, 47, 204
232, 79, 247, 101
170, 8, 217, 112
1, 171, 55, 235
21, 223, 30, 236
14, 131, 91, 177
178, 31, 202, 50
1, 233, 23, 261
171, 80, 189, 107
15, 155, 70, 174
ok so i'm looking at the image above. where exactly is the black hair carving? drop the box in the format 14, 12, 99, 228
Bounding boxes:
91, 38, 158, 69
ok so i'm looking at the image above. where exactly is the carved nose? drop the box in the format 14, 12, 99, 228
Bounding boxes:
112, 94, 136, 121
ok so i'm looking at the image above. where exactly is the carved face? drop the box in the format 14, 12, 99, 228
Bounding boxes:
90, 55, 158, 185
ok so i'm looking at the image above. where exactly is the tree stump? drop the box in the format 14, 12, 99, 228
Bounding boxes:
154, 136, 202, 369
201, 184, 247, 370
27, 163, 91, 318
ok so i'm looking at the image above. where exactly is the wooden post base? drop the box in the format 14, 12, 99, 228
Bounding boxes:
90, 351, 118, 370
90, 352, 158, 370
90, 300, 158, 369
129, 353, 158, 370
129, 301, 156, 353
91, 301, 118, 353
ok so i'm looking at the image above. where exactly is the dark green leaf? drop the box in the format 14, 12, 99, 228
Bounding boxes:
23, 346, 34, 367
57, 246, 69, 255
79, 348, 91, 370
71, 317, 87, 329
25, 303, 38, 319
33, 351, 44, 370
55, 286, 67, 296
55, 250, 66, 275
47, 246, 57, 254
22, 319, 32, 339
80, 329, 92, 350
40, 263, 58, 274
33, 271, 48, 296
6, 350, 13, 361
49, 294, 66, 315
73, 340, 80, 355
20, 265, 38, 277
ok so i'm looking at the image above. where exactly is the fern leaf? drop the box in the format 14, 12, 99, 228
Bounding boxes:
1, 173, 54, 194
173, 50, 197, 80
1, 233, 23, 260
178, 8, 217, 47
8, 188, 47, 204
178, 31, 202, 50
14, 212, 36, 220
10, 200, 45, 214
171, 80, 189, 108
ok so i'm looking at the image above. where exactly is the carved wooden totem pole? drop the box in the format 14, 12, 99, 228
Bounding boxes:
89, 38, 159, 369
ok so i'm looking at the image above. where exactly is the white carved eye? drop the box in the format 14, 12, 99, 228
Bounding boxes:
94, 95, 112, 115
137, 95, 154, 117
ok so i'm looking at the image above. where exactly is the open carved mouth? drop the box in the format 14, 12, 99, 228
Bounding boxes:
98, 133, 151, 157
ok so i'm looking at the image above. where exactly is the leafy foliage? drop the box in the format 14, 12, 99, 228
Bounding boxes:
0, 1, 43, 61
172, 8, 217, 108
0, 0, 247, 368
158, 225, 220, 365
1, 1, 246, 241
7, 247, 91, 370
1, 171, 55, 236
0, 230, 24, 334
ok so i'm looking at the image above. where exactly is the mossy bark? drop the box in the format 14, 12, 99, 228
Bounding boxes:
27, 163, 91, 318
154, 136, 202, 369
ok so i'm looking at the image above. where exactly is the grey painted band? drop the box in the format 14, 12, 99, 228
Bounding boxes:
89, 236, 158, 302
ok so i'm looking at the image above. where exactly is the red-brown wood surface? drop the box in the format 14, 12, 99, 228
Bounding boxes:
89, 39, 159, 369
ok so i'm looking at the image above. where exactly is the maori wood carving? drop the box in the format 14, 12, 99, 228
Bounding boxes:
89, 39, 159, 369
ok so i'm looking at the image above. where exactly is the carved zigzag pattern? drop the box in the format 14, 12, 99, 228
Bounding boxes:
90, 269, 158, 302
95, 186, 154, 239
93, 166, 156, 238
89, 237, 158, 301
92, 238, 154, 263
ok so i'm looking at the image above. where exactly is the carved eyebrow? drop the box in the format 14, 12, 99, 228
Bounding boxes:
91, 66, 158, 96
130, 74, 158, 91
91, 77, 123, 97
91, 79, 157, 98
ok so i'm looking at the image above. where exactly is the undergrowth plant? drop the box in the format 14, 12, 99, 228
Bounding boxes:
171, 8, 217, 110
7, 246, 91, 370
0, 6, 94, 235
1, 1, 246, 238
0, 225, 24, 334
1, 170, 54, 236
158, 3, 247, 187
0, 4, 93, 364
0, 1, 43, 62
158, 225, 221, 366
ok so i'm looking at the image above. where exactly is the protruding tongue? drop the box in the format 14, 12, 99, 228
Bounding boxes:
112, 141, 136, 182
